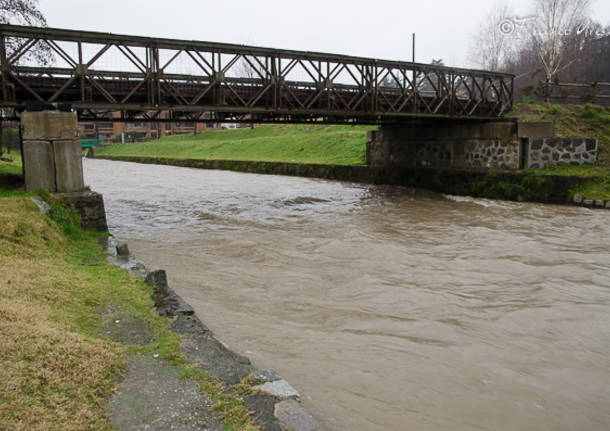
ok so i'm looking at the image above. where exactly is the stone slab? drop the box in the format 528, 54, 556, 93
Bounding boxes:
518, 121, 553, 139
30, 197, 51, 214
253, 379, 300, 400
21, 110, 78, 141
23, 140, 56, 192
53, 139, 84, 192
274, 400, 320, 431
253, 369, 282, 385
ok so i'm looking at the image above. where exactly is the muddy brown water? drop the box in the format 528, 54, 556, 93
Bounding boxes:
84, 159, 610, 431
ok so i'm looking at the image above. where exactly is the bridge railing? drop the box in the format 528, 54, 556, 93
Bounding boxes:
0, 25, 514, 123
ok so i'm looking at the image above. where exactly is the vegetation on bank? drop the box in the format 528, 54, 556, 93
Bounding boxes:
0, 191, 257, 430
0, 153, 22, 177
510, 102, 610, 164
509, 102, 610, 199
96, 124, 374, 165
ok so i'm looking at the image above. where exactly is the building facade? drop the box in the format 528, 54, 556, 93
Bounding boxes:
78, 111, 219, 141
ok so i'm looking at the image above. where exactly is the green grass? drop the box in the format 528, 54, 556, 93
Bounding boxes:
510, 102, 610, 165
0, 193, 258, 431
96, 124, 374, 165
509, 102, 610, 199
0, 153, 23, 176
569, 177, 610, 200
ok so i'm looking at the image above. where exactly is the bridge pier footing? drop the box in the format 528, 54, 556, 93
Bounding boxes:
20, 109, 108, 231
366, 120, 529, 170
366, 120, 598, 171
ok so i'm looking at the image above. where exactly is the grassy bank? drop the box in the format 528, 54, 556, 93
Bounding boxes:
0, 192, 257, 430
0, 153, 22, 177
96, 124, 374, 165
510, 102, 610, 199
511, 102, 610, 164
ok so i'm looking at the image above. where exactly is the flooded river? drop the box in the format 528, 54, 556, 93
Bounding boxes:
84, 159, 610, 431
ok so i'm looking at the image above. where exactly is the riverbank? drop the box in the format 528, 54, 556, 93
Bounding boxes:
93, 102, 610, 201
0, 191, 318, 430
95, 154, 609, 207
98, 124, 374, 165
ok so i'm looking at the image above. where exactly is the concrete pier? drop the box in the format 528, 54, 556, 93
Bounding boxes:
20, 108, 108, 231
21, 110, 84, 193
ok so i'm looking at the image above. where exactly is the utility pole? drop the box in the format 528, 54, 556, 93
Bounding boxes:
412, 33, 415, 63
412, 33, 416, 93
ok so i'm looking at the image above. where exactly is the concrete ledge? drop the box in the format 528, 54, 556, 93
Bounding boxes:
518, 121, 553, 139
21, 110, 79, 140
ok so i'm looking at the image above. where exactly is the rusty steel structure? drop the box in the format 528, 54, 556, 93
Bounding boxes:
0, 25, 514, 124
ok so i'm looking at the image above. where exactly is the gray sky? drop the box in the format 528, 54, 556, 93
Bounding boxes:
38, 0, 610, 69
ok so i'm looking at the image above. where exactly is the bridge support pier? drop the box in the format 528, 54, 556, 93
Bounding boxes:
21, 110, 84, 192
366, 120, 526, 170
20, 109, 108, 231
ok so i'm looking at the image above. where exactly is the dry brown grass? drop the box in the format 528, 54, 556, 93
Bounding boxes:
0, 195, 259, 431
0, 197, 124, 431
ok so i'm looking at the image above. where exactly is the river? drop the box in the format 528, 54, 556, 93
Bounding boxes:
84, 159, 610, 431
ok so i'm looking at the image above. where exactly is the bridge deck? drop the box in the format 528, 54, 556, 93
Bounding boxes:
0, 25, 514, 124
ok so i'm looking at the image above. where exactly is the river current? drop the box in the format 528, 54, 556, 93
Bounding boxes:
84, 159, 610, 431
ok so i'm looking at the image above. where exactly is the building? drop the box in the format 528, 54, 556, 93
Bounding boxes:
79, 111, 218, 142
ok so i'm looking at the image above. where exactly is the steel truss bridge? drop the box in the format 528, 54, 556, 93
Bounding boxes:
0, 25, 514, 124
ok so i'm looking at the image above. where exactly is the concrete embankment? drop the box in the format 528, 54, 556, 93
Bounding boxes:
96, 155, 605, 207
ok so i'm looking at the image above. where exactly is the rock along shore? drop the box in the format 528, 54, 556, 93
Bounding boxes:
104, 237, 322, 431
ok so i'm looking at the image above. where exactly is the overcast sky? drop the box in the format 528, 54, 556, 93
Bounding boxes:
38, 0, 610, 69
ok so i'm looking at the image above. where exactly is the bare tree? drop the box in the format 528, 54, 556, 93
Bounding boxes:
0, 0, 51, 65
0, 1, 49, 156
529, 0, 592, 97
236, 55, 267, 81
0, 0, 45, 26
468, 2, 519, 72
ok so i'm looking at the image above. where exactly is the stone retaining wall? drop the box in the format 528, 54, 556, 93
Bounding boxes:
366, 121, 522, 170
367, 121, 598, 171
526, 137, 598, 168
463, 139, 521, 169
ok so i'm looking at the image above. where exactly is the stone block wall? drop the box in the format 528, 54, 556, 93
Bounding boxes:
526, 138, 598, 168
463, 139, 521, 169
366, 121, 598, 171
366, 121, 521, 170
21, 110, 85, 192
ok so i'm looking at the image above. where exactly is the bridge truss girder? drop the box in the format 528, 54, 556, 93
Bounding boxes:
0, 25, 514, 124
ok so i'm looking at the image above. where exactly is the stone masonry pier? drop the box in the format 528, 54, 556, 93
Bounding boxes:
366, 120, 597, 170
